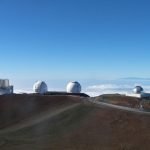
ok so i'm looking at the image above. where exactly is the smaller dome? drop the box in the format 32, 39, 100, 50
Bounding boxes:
133, 86, 143, 94
33, 81, 48, 94
66, 81, 81, 93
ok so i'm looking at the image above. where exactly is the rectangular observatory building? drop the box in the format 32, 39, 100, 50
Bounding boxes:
0, 79, 13, 95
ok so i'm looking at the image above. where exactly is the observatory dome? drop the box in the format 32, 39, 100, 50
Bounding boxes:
33, 81, 48, 94
133, 86, 144, 94
66, 81, 81, 93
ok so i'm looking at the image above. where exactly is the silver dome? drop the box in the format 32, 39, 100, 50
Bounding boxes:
33, 81, 48, 94
66, 81, 81, 93
133, 86, 144, 94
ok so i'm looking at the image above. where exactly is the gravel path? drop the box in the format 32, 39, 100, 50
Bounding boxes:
89, 98, 150, 115
0, 103, 80, 134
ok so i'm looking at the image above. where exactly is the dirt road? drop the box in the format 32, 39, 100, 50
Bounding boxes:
0, 103, 80, 134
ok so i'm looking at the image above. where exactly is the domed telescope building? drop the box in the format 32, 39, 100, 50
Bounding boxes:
0, 79, 13, 95
33, 81, 48, 94
66, 81, 81, 93
133, 86, 144, 94
126, 85, 150, 98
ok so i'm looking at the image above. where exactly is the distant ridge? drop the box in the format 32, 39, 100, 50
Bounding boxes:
45, 91, 90, 97
120, 77, 150, 81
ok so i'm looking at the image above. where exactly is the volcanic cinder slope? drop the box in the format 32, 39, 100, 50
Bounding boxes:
0, 94, 150, 150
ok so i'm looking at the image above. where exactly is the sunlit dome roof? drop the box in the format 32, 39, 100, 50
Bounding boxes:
33, 81, 48, 94
133, 86, 144, 94
66, 81, 81, 93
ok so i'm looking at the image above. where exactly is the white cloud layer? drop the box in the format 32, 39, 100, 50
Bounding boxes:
84, 84, 131, 97
84, 82, 150, 97
14, 89, 33, 94
14, 79, 150, 97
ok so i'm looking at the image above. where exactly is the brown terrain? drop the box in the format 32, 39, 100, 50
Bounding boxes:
0, 94, 150, 150
96, 94, 150, 110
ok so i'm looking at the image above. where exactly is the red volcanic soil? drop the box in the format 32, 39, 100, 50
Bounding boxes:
50, 106, 150, 150
0, 94, 81, 129
0, 95, 150, 150
96, 94, 141, 107
96, 94, 150, 110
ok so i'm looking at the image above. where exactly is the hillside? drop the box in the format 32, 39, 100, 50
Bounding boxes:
0, 94, 81, 129
96, 94, 150, 110
0, 95, 150, 150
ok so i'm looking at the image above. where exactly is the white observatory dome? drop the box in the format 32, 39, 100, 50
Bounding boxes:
133, 86, 144, 94
66, 81, 81, 93
33, 81, 48, 94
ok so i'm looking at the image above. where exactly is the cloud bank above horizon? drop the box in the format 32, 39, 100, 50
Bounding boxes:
84, 78, 150, 96
13, 78, 150, 97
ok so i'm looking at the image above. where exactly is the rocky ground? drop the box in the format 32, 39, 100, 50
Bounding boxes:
0, 94, 149, 150
96, 94, 150, 110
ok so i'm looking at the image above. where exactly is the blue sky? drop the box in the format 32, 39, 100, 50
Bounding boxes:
0, 0, 150, 91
